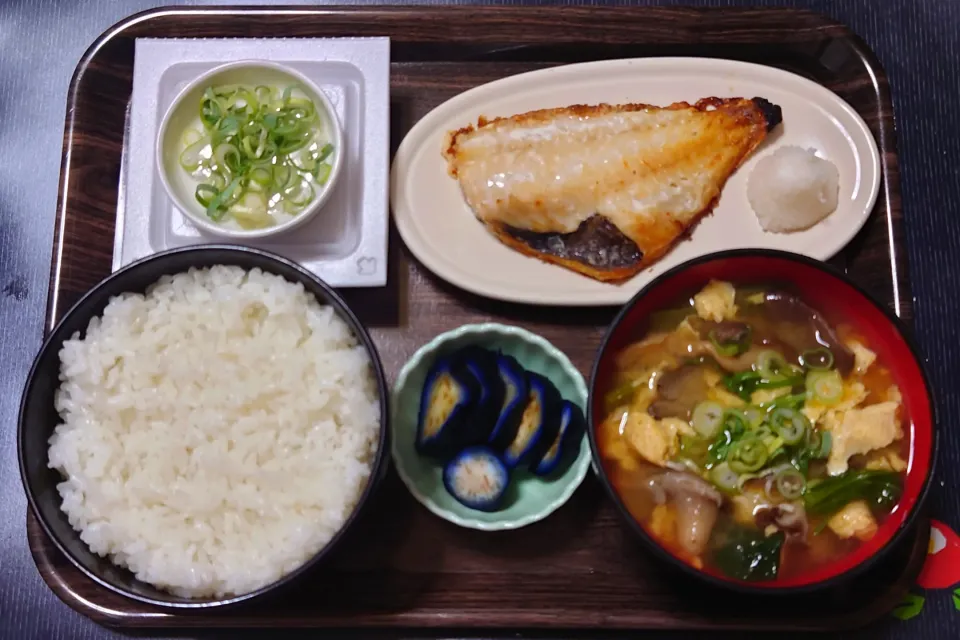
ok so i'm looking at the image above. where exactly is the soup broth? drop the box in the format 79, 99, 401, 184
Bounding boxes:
597, 280, 909, 583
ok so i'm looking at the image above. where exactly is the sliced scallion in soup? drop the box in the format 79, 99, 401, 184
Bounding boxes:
597, 280, 908, 582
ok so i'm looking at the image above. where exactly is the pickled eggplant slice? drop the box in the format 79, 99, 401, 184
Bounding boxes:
450, 345, 506, 446
451, 344, 498, 369
503, 371, 563, 468
533, 400, 586, 477
442, 446, 511, 512
415, 357, 481, 459
488, 353, 529, 452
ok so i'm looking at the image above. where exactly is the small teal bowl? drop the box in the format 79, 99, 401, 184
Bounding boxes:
391, 323, 591, 531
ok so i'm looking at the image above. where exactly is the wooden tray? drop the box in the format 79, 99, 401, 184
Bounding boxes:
32, 4, 924, 632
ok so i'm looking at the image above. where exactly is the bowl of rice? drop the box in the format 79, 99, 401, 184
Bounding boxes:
18, 245, 389, 609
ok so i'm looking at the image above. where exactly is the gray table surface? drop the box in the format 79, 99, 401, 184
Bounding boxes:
3, 1, 959, 639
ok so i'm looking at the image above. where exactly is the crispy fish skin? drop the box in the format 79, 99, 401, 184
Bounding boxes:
443, 97, 782, 282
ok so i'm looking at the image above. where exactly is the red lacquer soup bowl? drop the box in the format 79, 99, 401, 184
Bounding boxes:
587, 249, 937, 594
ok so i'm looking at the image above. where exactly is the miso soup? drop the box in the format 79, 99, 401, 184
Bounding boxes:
596, 280, 909, 583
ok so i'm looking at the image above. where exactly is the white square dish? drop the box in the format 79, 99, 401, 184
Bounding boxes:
117, 37, 390, 287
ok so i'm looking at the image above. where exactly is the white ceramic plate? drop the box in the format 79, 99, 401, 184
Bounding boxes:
391, 57, 881, 306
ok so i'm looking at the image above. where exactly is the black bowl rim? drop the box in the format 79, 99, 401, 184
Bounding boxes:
587, 247, 939, 596
18, 244, 392, 609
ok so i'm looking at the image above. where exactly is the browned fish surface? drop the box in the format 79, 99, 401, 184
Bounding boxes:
443, 97, 782, 282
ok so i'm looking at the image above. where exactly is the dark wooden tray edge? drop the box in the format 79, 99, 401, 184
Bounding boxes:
27, 509, 930, 632
36, 3, 921, 633
839, 30, 913, 321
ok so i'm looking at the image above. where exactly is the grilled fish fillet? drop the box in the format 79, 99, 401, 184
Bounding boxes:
443, 97, 782, 282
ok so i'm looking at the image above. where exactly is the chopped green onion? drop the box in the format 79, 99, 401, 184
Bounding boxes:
179, 137, 209, 171
315, 162, 332, 185
800, 347, 835, 371
277, 131, 312, 154
255, 85, 272, 102
292, 153, 317, 173
204, 176, 242, 221
756, 350, 789, 378
284, 180, 315, 208
194, 183, 218, 208
710, 462, 741, 494
208, 171, 227, 190
817, 431, 833, 458
803, 429, 832, 463
760, 392, 806, 412
705, 410, 749, 469
806, 370, 844, 405
225, 89, 259, 115
286, 106, 312, 122
770, 408, 809, 445
692, 401, 725, 438
723, 370, 760, 399
742, 405, 766, 428
679, 435, 710, 461
212, 84, 244, 98
249, 167, 272, 187
710, 331, 740, 356
775, 467, 806, 499
181, 128, 204, 147
723, 409, 749, 435
200, 89, 222, 128
213, 143, 243, 175
240, 130, 268, 159
728, 436, 769, 473
317, 142, 335, 162
752, 425, 774, 440
178, 83, 336, 226
287, 95, 316, 112
274, 115, 300, 136
709, 324, 752, 357
273, 164, 294, 190
723, 365, 803, 401
764, 435, 785, 457
214, 115, 240, 141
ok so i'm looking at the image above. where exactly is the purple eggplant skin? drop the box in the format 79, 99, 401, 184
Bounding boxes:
502, 371, 563, 469
450, 345, 506, 447
533, 400, 586, 477
415, 356, 481, 460
442, 446, 510, 512
487, 353, 529, 453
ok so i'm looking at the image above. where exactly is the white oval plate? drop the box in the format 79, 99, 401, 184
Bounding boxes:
391, 57, 881, 306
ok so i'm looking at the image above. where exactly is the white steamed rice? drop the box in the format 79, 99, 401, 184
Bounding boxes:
47, 265, 380, 598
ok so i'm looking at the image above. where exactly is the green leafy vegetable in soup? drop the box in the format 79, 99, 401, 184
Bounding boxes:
712, 527, 785, 582
804, 469, 903, 517
596, 280, 909, 583
178, 84, 335, 229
